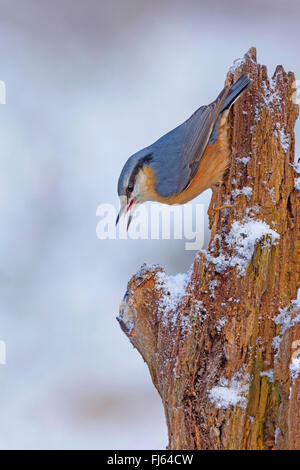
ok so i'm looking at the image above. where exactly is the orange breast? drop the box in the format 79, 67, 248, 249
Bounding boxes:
143, 113, 230, 205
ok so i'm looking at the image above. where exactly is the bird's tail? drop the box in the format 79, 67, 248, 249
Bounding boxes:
220, 73, 252, 112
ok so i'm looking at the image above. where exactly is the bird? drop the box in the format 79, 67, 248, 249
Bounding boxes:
116, 73, 252, 229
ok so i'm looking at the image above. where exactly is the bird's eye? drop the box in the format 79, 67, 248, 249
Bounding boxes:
127, 184, 134, 192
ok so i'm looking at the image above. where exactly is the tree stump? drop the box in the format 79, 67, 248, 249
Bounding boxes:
117, 47, 300, 450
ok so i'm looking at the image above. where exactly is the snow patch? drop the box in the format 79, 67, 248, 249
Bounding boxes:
229, 57, 246, 75
290, 358, 300, 380
262, 75, 281, 107
260, 369, 274, 382
209, 279, 219, 298
272, 300, 300, 355
193, 299, 208, 323
215, 316, 226, 333
255, 74, 291, 157
275, 123, 290, 153
294, 178, 300, 190
236, 156, 251, 166
206, 217, 279, 275
135, 263, 162, 278
268, 187, 276, 203
232, 186, 253, 200
208, 372, 250, 410
155, 271, 189, 322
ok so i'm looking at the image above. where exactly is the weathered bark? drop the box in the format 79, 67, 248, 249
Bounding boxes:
117, 48, 300, 450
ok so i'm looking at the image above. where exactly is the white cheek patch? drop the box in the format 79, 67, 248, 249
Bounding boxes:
133, 171, 147, 200
119, 195, 127, 206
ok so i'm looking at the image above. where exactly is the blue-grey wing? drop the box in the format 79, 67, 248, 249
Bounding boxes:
152, 86, 230, 198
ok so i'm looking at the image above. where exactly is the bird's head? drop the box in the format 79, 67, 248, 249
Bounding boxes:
116, 150, 153, 229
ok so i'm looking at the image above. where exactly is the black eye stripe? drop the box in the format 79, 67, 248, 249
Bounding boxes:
127, 152, 153, 194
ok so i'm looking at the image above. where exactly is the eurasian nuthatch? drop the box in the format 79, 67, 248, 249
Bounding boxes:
116, 73, 252, 229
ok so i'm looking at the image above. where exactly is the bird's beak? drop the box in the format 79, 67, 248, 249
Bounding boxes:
125, 199, 136, 230
116, 196, 137, 230
125, 198, 139, 230
116, 197, 126, 226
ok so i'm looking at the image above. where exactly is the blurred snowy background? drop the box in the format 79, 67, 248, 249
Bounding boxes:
0, 0, 299, 449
